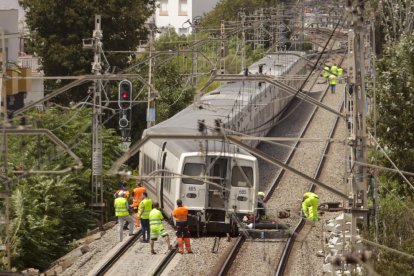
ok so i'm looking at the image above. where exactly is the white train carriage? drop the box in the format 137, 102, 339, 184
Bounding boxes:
140, 137, 258, 233
138, 52, 306, 233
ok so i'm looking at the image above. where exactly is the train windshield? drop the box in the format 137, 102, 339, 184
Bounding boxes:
182, 163, 205, 185
231, 166, 253, 187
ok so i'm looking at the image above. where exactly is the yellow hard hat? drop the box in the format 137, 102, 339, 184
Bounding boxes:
258, 192, 265, 197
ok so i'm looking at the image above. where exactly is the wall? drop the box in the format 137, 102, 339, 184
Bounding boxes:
0, 9, 19, 64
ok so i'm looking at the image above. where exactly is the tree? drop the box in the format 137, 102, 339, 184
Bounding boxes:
4, 107, 123, 270
19, 0, 155, 102
373, 34, 414, 195
375, 0, 414, 42
201, 0, 280, 28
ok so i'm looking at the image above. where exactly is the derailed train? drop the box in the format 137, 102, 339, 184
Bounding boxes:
139, 52, 307, 234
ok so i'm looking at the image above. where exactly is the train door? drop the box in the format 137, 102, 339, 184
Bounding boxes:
229, 159, 255, 213
181, 159, 206, 209
158, 142, 167, 207
207, 157, 228, 209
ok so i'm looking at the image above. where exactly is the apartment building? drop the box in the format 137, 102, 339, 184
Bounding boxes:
153, 0, 220, 35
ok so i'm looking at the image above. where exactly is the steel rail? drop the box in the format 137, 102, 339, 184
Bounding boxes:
151, 241, 178, 276
264, 71, 330, 202
275, 98, 344, 276
216, 236, 245, 276
274, 50, 346, 274
92, 231, 142, 276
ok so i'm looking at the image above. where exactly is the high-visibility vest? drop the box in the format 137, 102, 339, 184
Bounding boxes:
139, 198, 153, 219
149, 208, 164, 228
337, 67, 343, 76
173, 206, 189, 221
132, 187, 146, 207
330, 65, 338, 76
302, 192, 320, 221
323, 66, 330, 78
304, 192, 319, 199
114, 197, 129, 217
329, 74, 337, 85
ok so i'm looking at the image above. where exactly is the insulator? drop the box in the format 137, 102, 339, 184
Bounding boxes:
197, 119, 205, 133
214, 119, 221, 132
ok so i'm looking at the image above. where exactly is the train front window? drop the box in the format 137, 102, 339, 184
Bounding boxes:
182, 163, 205, 185
231, 166, 253, 187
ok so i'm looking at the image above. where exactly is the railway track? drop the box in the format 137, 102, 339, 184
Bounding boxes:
87, 226, 178, 276
90, 231, 142, 276
216, 48, 346, 275
274, 50, 347, 275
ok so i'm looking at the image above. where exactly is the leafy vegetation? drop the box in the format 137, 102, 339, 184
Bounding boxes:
201, 0, 280, 28
367, 0, 414, 273
19, 0, 155, 103
4, 107, 122, 271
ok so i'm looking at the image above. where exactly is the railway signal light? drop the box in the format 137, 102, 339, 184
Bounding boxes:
118, 80, 132, 110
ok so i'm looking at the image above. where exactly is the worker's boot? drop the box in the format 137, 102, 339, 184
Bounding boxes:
184, 238, 193, 253
177, 237, 184, 254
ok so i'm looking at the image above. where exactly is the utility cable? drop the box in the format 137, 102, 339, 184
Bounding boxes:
369, 133, 414, 193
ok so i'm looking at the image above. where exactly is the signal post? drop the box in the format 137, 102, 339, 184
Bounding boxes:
118, 79, 132, 141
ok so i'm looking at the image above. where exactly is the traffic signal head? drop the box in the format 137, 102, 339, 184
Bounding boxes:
118, 80, 132, 109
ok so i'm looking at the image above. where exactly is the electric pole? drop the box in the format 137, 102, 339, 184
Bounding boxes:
147, 26, 155, 129
84, 15, 105, 224
346, 0, 368, 248
0, 26, 11, 271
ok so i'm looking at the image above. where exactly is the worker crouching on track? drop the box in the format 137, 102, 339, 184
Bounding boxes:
302, 192, 320, 222
149, 202, 172, 254
114, 191, 135, 242
172, 199, 193, 254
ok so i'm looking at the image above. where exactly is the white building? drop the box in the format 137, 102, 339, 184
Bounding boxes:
0, 2, 44, 109
153, 0, 220, 35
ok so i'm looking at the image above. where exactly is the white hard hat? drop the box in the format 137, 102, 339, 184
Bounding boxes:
118, 191, 125, 197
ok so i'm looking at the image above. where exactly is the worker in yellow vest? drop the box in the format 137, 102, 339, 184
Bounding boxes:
302, 192, 320, 222
328, 74, 337, 94
138, 192, 152, 243
149, 202, 172, 254
330, 64, 338, 76
337, 67, 344, 83
114, 191, 135, 242
323, 66, 330, 83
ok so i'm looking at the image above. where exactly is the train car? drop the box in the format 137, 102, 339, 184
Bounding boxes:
139, 52, 306, 234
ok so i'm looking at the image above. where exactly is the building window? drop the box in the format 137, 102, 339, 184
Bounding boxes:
179, 0, 188, 16
178, 28, 188, 35
159, 0, 168, 16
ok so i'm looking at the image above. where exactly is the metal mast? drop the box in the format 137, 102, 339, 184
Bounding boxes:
88, 15, 105, 223
0, 26, 11, 271
346, 0, 368, 246
147, 26, 156, 129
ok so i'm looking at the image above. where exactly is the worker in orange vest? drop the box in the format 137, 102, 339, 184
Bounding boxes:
172, 199, 193, 254
132, 181, 146, 228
